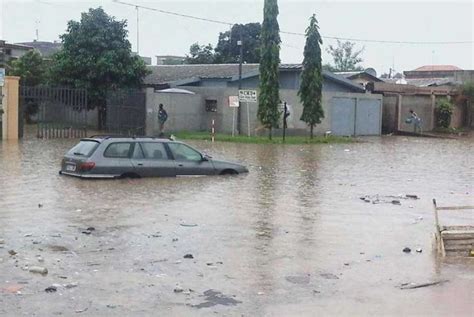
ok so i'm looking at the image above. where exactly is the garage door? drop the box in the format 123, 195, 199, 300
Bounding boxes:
331, 97, 356, 136
331, 97, 382, 136
355, 98, 382, 136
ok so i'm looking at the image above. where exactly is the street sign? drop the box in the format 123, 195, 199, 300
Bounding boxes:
238, 90, 257, 103
0, 68, 5, 87
228, 95, 239, 108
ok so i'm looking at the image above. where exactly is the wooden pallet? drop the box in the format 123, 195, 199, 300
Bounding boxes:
433, 199, 474, 257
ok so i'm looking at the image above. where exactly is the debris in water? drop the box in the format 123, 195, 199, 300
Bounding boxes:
37, 256, 44, 263
403, 247, 411, 253
29, 266, 48, 275
81, 231, 92, 235
64, 282, 78, 289
174, 285, 184, 293
320, 273, 339, 280
38, 204, 43, 208
8, 250, 17, 256
405, 194, 419, 199
416, 248, 422, 253
0, 239, 4, 244
75, 307, 88, 313
45, 286, 57, 293
1, 284, 23, 294
180, 223, 198, 227
24, 233, 33, 237
86, 227, 95, 231
392, 200, 401, 205
183, 254, 194, 259
257, 291, 265, 295
400, 280, 448, 290
344, 149, 350, 152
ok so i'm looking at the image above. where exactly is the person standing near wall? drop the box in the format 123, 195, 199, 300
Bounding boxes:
408, 109, 422, 133
158, 103, 168, 135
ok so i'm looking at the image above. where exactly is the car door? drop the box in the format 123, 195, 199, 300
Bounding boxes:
166, 142, 216, 176
99, 142, 135, 176
130, 142, 176, 177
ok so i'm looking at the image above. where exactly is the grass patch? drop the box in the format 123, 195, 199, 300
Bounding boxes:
173, 131, 355, 144
432, 127, 467, 134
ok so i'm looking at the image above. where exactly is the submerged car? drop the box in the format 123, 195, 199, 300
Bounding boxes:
60, 136, 248, 179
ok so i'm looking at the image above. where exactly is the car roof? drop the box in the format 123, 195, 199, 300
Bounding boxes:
81, 136, 177, 143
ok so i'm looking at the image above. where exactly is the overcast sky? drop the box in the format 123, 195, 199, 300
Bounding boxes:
1, 0, 473, 75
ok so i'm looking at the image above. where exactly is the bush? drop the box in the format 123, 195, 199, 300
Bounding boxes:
436, 99, 454, 128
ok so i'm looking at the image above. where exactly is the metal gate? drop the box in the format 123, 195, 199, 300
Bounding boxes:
20, 86, 88, 138
331, 96, 382, 136
106, 89, 146, 136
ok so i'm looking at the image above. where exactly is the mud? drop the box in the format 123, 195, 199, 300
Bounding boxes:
0, 133, 473, 316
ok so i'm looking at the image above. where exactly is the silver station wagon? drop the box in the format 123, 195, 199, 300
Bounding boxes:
60, 136, 248, 179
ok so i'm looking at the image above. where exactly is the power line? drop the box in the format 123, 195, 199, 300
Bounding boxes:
112, 0, 473, 45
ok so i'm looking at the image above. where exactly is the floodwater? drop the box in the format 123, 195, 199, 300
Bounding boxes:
0, 132, 473, 316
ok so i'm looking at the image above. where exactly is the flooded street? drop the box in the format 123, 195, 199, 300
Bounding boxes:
1, 133, 473, 316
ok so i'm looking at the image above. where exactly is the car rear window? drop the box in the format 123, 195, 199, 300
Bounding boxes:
140, 142, 169, 160
67, 140, 99, 157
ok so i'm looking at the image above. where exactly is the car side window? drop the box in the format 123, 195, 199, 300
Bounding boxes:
140, 142, 169, 160
168, 143, 202, 161
104, 142, 132, 158
132, 143, 145, 159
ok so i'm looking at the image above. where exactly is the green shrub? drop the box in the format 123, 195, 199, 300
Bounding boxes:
436, 99, 454, 128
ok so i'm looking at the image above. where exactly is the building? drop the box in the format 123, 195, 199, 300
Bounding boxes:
156, 55, 186, 65
143, 64, 383, 136
15, 41, 62, 59
402, 65, 463, 87
0, 40, 33, 64
334, 68, 383, 88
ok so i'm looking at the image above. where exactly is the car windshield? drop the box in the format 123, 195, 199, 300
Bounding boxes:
67, 140, 99, 157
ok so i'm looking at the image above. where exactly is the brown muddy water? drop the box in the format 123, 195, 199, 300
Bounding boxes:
0, 133, 473, 316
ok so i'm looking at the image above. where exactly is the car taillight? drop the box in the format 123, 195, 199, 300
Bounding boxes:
80, 162, 95, 171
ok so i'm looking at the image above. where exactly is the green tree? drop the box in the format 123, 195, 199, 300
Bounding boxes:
214, 23, 261, 63
461, 81, 474, 127
299, 14, 324, 139
258, 0, 281, 139
185, 43, 215, 64
325, 40, 364, 72
436, 98, 454, 128
49, 7, 149, 128
8, 50, 46, 86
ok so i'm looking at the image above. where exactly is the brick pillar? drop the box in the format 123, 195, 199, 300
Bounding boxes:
2, 76, 20, 140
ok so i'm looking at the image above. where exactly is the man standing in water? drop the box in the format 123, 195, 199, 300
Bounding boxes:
158, 103, 168, 135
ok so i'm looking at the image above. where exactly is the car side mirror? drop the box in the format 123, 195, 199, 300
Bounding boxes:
202, 154, 212, 161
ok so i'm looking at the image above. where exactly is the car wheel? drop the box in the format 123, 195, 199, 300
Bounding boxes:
220, 169, 238, 175
120, 172, 141, 179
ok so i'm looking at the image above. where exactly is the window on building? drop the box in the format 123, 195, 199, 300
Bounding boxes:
205, 99, 217, 112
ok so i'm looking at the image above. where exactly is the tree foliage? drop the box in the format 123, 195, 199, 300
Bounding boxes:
436, 98, 454, 128
185, 23, 262, 64
8, 50, 46, 86
325, 40, 364, 72
214, 23, 261, 63
49, 7, 149, 112
185, 43, 215, 64
258, 0, 281, 139
299, 14, 324, 139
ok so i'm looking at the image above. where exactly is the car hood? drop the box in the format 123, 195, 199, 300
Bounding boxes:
211, 159, 249, 173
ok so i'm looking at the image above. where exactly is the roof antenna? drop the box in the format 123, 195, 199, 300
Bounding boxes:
35, 19, 40, 41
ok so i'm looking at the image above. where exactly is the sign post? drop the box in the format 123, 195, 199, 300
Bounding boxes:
238, 90, 257, 137
228, 96, 239, 137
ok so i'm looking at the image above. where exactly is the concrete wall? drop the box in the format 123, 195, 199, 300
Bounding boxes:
145, 88, 204, 135
381, 93, 467, 133
145, 86, 382, 136
382, 95, 398, 133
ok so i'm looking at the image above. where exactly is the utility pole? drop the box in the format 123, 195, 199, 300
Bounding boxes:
237, 31, 243, 135
136, 6, 140, 54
